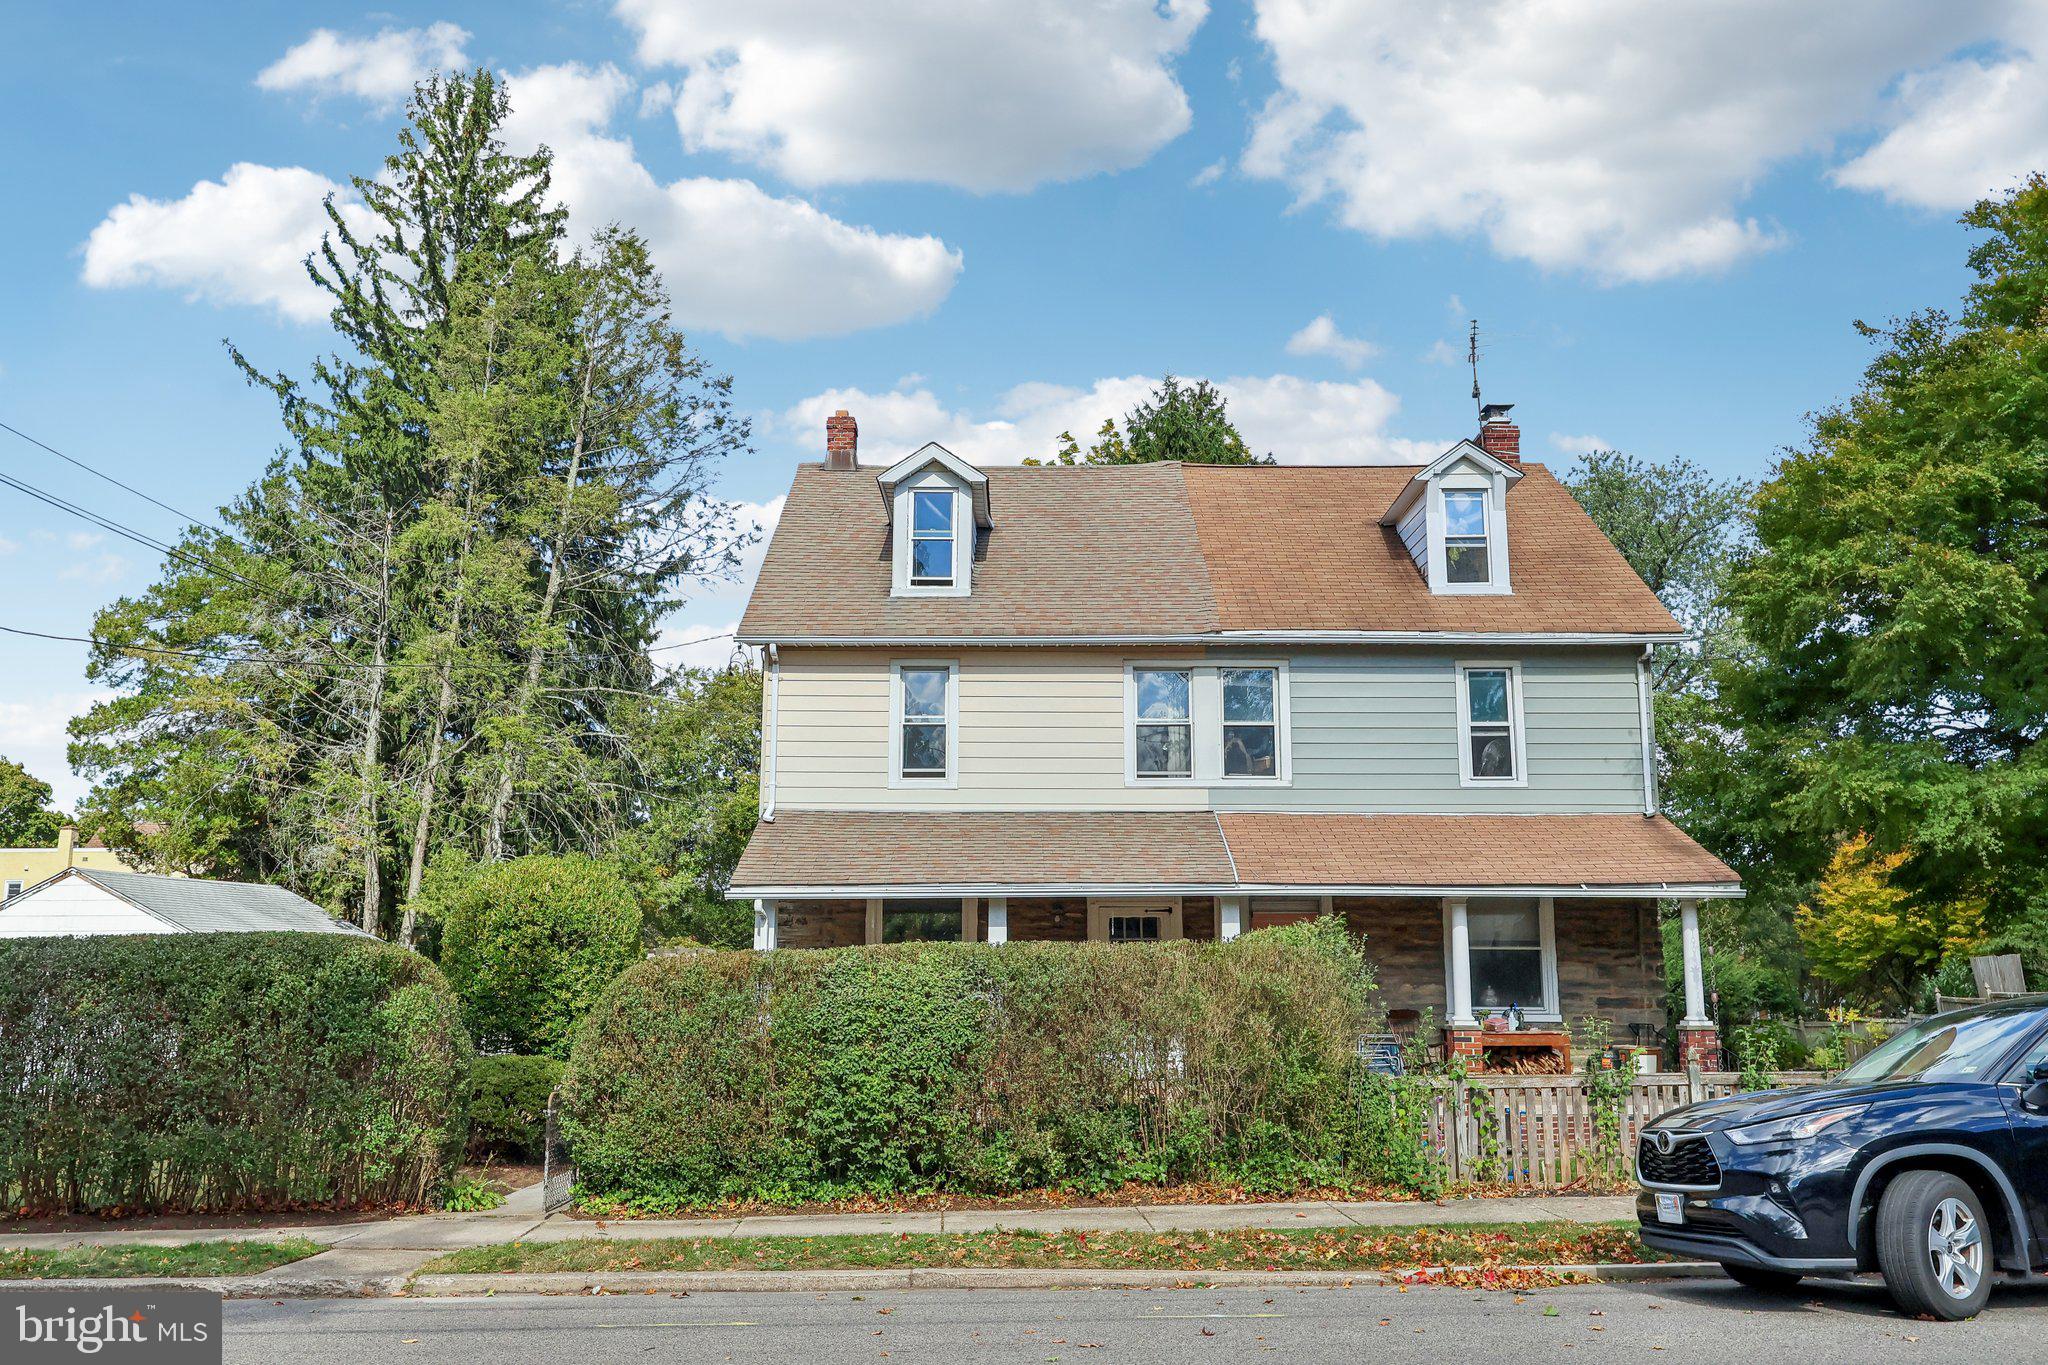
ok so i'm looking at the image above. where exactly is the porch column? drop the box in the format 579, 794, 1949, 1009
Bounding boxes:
1219, 895, 1244, 941
1678, 898, 1710, 1026
864, 898, 883, 945
1445, 896, 1477, 1028
753, 899, 778, 951
961, 896, 978, 944
986, 896, 1008, 945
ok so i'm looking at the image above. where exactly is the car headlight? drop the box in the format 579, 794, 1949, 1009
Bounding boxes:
1724, 1105, 1864, 1146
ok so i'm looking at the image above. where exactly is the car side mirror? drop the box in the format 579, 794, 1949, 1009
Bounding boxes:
2024, 1063, 2048, 1113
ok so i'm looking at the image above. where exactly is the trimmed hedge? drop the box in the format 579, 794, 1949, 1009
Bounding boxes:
465, 1054, 563, 1162
0, 933, 472, 1215
562, 921, 1394, 1211
439, 855, 643, 1059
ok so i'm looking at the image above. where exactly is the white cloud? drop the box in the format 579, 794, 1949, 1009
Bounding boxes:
80, 65, 962, 340
502, 64, 963, 339
1832, 12, 2048, 210
616, 0, 1205, 191
257, 23, 470, 108
780, 372, 1435, 467
79, 163, 368, 323
1422, 339, 1461, 366
0, 691, 112, 811
1244, 1, 2009, 281
1284, 314, 1378, 369
1189, 159, 1226, 188
1548, 432, 1609, 457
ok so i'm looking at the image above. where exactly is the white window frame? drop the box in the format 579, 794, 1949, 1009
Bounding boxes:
889, 659, 959, 788
1427, 474, 1511, 595
1456, 660, 1527, 788
1123, 660, 1292, 787
1087, 896, 1184, 942
890, 470, 972, 598
2, 880, 19, 902
1443, 895, 1560, 1022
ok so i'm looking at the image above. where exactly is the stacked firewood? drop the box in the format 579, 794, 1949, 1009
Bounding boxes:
1480, 1049, 1568, 1075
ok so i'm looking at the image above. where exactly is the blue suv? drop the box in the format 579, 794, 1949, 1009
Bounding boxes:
1637, 998, 2048, 1319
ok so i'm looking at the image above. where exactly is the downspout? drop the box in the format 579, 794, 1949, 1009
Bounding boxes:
762, 643, 780, 822
1636, 643, 1658, 816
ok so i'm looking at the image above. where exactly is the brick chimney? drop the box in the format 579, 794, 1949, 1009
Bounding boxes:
1477, 402, 1520, 464
825, 409, 858, 470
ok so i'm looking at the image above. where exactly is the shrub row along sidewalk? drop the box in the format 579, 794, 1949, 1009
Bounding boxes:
424, 1222, 1657, 1279
0, 1239, 323, 1280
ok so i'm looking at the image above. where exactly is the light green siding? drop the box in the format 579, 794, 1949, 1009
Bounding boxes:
1205, 647, 1647, 814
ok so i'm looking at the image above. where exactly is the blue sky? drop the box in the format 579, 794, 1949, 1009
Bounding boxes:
2, 1, 2044, 804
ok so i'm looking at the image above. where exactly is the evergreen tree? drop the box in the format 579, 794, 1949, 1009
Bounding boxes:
1037, 376, 1271, 465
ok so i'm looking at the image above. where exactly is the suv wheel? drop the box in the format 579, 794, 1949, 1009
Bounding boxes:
1722, 1263, 1802, 1293
1876, 1170, 1993, 1320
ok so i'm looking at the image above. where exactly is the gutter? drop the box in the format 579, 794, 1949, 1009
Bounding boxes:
732, 880, 1746, 900
738, 630, 1689, 649
1636, 643, 1659, 816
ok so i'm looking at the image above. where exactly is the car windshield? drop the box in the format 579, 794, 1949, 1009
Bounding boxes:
1834, 1009, 2043, 1085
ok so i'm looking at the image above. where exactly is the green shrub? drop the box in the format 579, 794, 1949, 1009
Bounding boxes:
0, 933, 471, 1215
439, 855, 643, 1058
562, 923, 1383, 1211
440, 1175, 505, 1212
466, 1054, 563, 1162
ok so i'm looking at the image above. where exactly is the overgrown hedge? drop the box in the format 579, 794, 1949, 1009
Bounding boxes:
0, 933, 473, 1215
562, 922, 1429, 1211
466, 1054, 563, 1163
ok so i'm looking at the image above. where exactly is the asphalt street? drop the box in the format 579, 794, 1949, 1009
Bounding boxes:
221, 1277, 2048, 1364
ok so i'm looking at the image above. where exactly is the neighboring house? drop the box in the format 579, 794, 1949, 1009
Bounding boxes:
730, 405, 1740, 1065
0, 866, 371, 938
0, 824, 148, 903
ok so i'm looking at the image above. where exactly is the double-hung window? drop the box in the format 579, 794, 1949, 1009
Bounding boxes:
1442, 489, 1491, 585
1460, 898, 1557, 1016
1127, 663, 1289, 784
1133, 668, 1193, 779
892, 662, 956, 784
1458, 663, 1524, 785
909, 489, 956, 586
1221, 668, 1279, 778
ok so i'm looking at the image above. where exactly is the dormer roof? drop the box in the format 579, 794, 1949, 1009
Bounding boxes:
1377, 440, 1525, 528
876, 443, 993, 527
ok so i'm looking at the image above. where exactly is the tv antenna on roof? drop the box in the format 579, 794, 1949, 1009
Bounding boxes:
1467, 318, 1482, 417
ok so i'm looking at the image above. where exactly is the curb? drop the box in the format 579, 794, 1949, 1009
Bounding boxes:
406, 1262, 1725, 1297
0, 1272, 412, 1300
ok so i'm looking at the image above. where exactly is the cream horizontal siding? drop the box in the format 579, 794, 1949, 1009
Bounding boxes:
1208, 646, 1646, 814
773, 648, 1205, 811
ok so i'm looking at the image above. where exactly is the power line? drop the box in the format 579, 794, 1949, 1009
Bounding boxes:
0, 419, 224, 536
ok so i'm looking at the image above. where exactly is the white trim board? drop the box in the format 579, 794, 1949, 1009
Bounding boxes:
732, 880, 1746, 899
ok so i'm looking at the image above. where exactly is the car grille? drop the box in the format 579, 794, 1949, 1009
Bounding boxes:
1637, 1132, 1721, 1189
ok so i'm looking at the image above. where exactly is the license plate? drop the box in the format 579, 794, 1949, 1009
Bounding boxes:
1655, 1192, 1684, 1225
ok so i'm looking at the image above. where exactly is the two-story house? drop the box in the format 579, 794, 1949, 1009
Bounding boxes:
730, 404, 1740, 1065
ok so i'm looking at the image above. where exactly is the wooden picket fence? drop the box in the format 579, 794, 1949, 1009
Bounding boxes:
1424, 1069, 1828, 1187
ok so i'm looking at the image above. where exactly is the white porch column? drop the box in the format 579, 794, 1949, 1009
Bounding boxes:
1219, 895, 1244, 941
1446, 896, 1477, 1028
961, 896, 978, 944
986, 896, 1008, 945
1679, 897, 1711, 1027
753, 899, 778, 951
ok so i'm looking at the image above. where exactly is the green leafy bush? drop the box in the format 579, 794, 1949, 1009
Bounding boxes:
466, 1054, 563, 1162
439, 855, 644, 1058
439, 1175, 505, 1212
562, 922, 1390, 1211
0, 933, 471, 1215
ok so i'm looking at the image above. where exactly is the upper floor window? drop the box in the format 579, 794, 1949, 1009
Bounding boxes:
1458, 663, 1525, 786
1442, 490, 1490, 584
891, 662, 957, 786
1134, 668, 1193, 778
910, 489, 956, 586
1126, 662, 1290, 785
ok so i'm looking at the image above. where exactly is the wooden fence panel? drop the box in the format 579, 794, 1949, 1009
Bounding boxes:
1421, 1071, 1826, 1188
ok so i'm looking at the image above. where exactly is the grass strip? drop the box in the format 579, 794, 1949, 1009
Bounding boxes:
425, 1221, 1657, 1277
0, 1238, 325, 1280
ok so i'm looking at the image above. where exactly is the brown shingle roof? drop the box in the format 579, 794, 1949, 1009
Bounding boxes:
1216, 813, 1738, 890
731, 810, 1236, 890
738, 459, 1678, 640
729, 811, 1737, 893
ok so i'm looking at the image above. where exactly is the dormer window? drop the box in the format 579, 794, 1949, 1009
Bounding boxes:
1442, 490, 1491, 584
910, 489, 956, 586
879, 442, 991, 599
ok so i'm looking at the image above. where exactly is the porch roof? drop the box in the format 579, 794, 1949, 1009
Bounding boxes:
730, 811, 1741, 898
